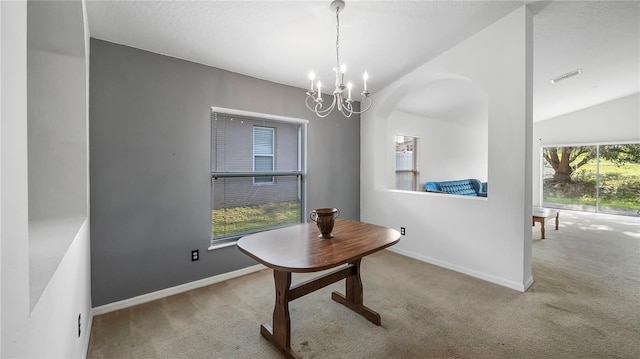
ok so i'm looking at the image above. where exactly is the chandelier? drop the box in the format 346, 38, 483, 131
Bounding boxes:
305, 0, 371, 118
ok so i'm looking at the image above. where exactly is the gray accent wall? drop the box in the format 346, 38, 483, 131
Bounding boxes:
89, 39, 360, 306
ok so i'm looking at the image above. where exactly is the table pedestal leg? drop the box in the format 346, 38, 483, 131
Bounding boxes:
331, 259, 382, 325
260, 270, 299, 359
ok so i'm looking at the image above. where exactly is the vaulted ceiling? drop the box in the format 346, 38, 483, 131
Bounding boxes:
86, 0, 640, 122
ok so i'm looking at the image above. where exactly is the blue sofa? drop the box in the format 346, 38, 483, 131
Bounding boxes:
425, 179, 487, 197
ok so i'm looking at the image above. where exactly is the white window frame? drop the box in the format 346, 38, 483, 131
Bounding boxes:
210, 107, 308, 247
395, 135, 420, 191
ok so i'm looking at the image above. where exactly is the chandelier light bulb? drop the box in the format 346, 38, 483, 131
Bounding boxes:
308, 71, 315, 91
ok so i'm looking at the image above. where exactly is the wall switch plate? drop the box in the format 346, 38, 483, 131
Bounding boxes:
191, 250, 199, 261
401, 227, 406, 235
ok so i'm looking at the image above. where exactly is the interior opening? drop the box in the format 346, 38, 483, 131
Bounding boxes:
387, 75, 488, 196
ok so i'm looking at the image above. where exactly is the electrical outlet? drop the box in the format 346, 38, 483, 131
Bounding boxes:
191, 250, 199, 261
400, 227, 406, 235
78, 313, 81, 338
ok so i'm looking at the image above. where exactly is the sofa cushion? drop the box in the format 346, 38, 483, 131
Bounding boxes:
439, 181, 477, 196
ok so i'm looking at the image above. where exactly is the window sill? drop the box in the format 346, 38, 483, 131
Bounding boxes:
387, 189, 489, 200
208, 240, 238, 251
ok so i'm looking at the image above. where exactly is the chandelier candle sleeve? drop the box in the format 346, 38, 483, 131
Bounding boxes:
363, 71, 368, 92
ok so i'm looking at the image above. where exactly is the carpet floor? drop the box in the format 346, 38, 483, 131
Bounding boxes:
88, 210, 640, 358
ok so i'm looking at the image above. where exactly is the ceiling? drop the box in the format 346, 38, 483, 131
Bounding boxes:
86, 0, 640, 122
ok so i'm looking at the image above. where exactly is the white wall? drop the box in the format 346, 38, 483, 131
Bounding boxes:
532, 93, 640, 205
361, 6, 533, 291
1, 1, 92, 357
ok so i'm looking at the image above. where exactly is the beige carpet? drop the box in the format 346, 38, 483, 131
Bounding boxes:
88, 210, 640, 358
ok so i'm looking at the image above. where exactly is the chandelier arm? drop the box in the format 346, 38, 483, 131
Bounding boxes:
350, 96, 373, 114
305, 95, 315, 111
340, 96, 372, 116
339, 105, 354, 118
322, 95, 339, 116
305, 95, 323, 112
311, 95, 339, 118
341, 100, 353, 114
315, 100, 333, 115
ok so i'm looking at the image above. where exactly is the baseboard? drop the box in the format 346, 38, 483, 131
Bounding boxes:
92, 264, 266, 316
523, 275, 534, 291
387, 247, 529, 292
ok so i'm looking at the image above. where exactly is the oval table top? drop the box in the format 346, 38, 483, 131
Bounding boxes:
237, 219, 401, 273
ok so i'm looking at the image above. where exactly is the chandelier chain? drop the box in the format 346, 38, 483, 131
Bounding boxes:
335, 5, 340, 67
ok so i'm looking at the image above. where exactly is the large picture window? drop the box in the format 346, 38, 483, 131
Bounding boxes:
542, 143, 640, 216
211, 108, 307, 243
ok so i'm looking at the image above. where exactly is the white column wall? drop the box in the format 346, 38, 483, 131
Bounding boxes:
361, 6, 533, 291
1, 1, 31, 354
1, 1, 92, 357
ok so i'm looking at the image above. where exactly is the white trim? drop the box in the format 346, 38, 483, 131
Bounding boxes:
523, 275, 534, 291
253, 126, 275, 184
82, 311, 93, 359
208, 240, 237, 250
211, 106, 309, 124
386, 188, 488, 200
387, 247, 529, 292
91, 264, 266, 316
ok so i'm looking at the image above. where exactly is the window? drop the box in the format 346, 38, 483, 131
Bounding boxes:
542, 143, 640, 216
211, 108, 307, 243
395, 135, 419, 191
253, 127, 274, 184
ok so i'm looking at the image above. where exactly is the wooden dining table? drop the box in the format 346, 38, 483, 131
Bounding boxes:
237, 219, 401, 359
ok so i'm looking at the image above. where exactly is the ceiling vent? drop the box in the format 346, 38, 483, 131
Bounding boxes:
550, 69, 582, 84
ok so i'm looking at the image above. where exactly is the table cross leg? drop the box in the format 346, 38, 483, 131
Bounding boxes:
331, 259, 382, 325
